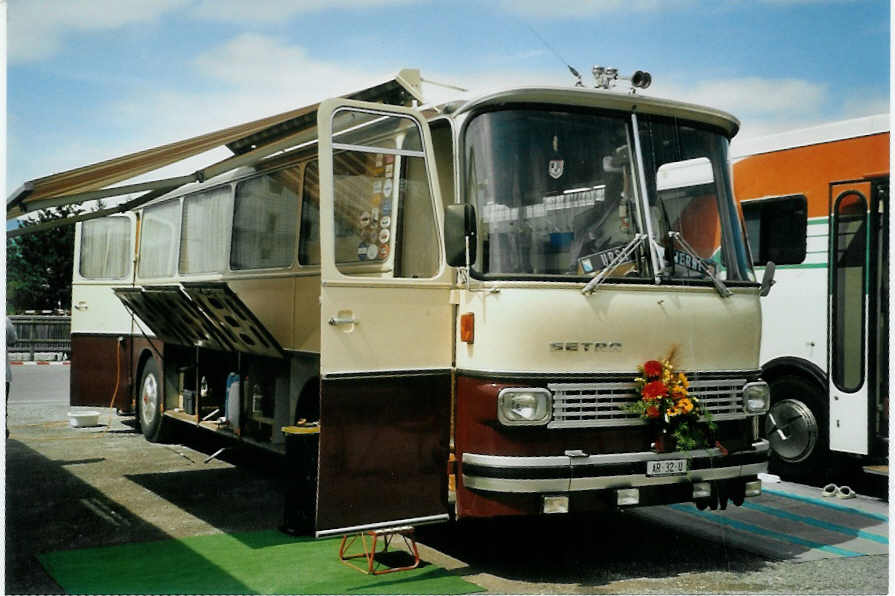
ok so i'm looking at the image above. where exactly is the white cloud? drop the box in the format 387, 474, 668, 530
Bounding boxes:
7, 0, 189, 63
648, 76, 838, 142
840, 94, 889, 119
189, 0, 417, 23
757, 0, 857, 3
498, 0, 694, 18
68, 35, 399, 181
7, 34, 385, 190
652, 77, 827, 117
7, 27, 870, 195
7, 0, 419, 63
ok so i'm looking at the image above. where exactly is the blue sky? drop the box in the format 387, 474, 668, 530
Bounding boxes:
5, 0, 890, 198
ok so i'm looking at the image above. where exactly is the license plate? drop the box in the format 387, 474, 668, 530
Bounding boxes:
646, 458, 689, 476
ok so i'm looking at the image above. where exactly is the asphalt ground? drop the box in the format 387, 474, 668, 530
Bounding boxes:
4, 366, 891, 594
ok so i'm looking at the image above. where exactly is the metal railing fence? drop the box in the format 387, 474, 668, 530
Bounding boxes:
7, 315, 71, 361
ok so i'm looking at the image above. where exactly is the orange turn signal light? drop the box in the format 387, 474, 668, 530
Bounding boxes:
460, 312, 474, 343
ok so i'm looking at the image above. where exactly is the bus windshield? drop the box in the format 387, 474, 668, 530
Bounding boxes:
637, 114, 753, 283
462, 108, 754, 283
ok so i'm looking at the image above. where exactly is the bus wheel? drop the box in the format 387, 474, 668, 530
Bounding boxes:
138, 358, 169, 443
764, 376, 827, 480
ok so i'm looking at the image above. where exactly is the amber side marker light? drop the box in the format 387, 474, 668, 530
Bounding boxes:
460, 313, 474, 343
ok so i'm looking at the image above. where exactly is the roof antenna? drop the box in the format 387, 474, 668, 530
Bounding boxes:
524, 23, 584, 87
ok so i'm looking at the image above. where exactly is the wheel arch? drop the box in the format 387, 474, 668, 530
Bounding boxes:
133, 347, 159, 422
762, 357, 827, 399
761, 358, 830, 480
294, 376, 321, 423
134, 348, 157, 396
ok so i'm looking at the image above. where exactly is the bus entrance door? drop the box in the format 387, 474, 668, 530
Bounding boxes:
828, 177, 887, 457
314, 98, 454, 537
870, 180, 888, 453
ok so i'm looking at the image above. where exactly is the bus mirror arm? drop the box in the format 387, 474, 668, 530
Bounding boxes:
760, 262, 776, 297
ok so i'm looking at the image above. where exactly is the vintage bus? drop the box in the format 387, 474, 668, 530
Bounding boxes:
731, 114, 889, 480
11, 70, 773, 537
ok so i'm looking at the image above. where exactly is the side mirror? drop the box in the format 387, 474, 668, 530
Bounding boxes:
444, 204, 477, 268
760, 261, 776, 297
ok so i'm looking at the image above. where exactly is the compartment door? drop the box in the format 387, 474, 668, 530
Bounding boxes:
315, 98, 453, 537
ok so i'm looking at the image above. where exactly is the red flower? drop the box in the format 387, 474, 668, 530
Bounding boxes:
642, 380, 668, 399
645, 405, 660, 419
643, 360, 663, 379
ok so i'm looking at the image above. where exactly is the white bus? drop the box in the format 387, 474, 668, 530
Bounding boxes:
9, 70, 773, 537
731, 115, 889, 480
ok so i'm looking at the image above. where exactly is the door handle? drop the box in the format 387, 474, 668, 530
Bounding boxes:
75, 301, 89, 311
328, 315, 358, 326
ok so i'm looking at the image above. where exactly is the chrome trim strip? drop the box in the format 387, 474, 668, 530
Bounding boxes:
457, 368, 762, 379
462, 476, 571, 493
315, 513, 450, 538
569, 462, 768, 491
331, 143, 426, 159
463, 453, 570, 468
463, 440, 769, 470
463, 462, 768, 494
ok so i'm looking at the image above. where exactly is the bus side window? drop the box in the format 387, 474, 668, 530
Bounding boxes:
231, 168, 299, 270
430, 120, 455, 211
742, 195, 807, 265
139, 200, 181, 278
79, 216, 132, 280
325, 109, 440, 279
394, 153, 439, 278
181, 186, 233, 274
299, 162, 321, 266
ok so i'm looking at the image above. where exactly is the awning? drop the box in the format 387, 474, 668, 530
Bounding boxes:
7, 69, 424, 232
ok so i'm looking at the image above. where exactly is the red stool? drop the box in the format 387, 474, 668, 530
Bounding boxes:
338, 526, 420, 575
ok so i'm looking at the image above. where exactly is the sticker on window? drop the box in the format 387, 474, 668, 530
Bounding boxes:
578, 244, 637, 275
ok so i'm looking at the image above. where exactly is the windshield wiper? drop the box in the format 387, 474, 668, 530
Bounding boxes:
667, 231, 732, 298
581, 233, 645, 295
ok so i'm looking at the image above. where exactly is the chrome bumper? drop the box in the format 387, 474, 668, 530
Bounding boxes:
462, 440, 769, 494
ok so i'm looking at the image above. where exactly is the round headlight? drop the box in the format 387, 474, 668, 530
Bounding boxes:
743, 381, 770, 414
497, 388, 552, 426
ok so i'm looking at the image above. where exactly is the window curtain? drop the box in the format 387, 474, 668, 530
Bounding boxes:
79, 217, 131, 279
231, 171, 298, 269
180, 186, 234, 274
139, 201, 181, 278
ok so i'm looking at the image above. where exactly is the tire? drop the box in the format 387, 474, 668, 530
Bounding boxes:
137, 357, 169, 443
764, 375, 828, 481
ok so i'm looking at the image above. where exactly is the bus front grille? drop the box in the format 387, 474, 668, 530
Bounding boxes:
546, 377, 748, 429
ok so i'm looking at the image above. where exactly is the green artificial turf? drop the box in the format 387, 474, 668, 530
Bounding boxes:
38, 530, 484, 595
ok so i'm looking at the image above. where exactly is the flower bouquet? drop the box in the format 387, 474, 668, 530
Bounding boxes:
626, 356, 716, 451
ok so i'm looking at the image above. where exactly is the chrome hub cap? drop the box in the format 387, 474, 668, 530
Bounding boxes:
140, 373, 158, 429
765, 398, 818, 463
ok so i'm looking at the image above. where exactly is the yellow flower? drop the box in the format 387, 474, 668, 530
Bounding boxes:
677, 372, 689, 388
670, 384, 688, 398
678, 398, 694, 414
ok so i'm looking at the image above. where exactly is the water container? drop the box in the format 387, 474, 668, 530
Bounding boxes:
224, 373, 238, 420
252, 385, 264, 417
226, 374, 240, 429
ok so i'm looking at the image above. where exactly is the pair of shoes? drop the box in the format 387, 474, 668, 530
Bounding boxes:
822, 483, 857, 499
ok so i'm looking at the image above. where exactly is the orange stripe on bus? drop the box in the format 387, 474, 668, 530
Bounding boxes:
733, 133, 889, 219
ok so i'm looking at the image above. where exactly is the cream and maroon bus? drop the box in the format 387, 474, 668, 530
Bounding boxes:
10, 70, 773, 537
731, 114, 889, 480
